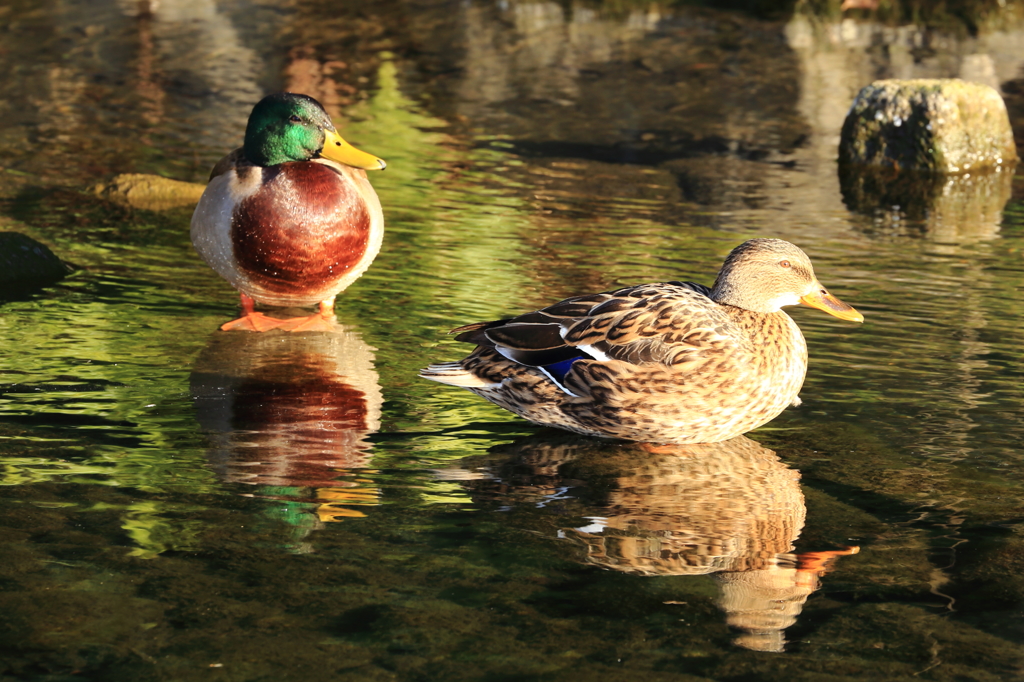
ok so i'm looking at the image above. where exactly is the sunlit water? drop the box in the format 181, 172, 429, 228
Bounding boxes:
2, 1, 1024, 679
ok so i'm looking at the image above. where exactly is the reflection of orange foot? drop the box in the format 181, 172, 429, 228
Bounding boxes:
315, 486, 379, 523
315, 504, 368, 523
797, 546, 860, 574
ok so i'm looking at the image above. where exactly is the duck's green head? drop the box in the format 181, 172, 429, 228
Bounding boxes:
243, 92, 386, 170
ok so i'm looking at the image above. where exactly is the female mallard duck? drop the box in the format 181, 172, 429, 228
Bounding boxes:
191, 92, 386, 332
420, 239, 863, 444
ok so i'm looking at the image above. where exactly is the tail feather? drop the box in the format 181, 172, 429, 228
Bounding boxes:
419, 362, 498, 389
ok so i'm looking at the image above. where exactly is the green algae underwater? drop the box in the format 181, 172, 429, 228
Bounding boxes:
3, 0, 1024, 679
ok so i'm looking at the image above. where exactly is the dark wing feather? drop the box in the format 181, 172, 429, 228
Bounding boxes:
452, 319, 512, 345
449, 282, 728, 370
495, 345, 587, 366
449, 293, 613, 345
498, 311, 565, 325
485, 323, 565, 350
588, 297, 641, 316
209, 148, 248, 181
668, 280, 714, 297
539, 295, 612, 318
561, 282, 733, 366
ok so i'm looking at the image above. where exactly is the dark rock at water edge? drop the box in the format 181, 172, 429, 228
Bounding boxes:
0, 232, 71, 293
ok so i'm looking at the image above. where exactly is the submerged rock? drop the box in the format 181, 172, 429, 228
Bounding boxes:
839, 79, 1017, 174
93, 173, 206, 211
0, 232, 70, 291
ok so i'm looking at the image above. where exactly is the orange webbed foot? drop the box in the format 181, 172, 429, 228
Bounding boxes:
218, 294, 337, 332
219, 294, 287, 332
220, 311, 289, 332
274, 314, 337, 332
275, 298, 337, 332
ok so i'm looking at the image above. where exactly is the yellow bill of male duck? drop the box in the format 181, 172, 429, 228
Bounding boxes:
191, 92, 386, 332
420, 239, 863, 444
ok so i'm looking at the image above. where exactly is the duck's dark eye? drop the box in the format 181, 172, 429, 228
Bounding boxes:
779, 260, 791, 268
289, 115, 302, 123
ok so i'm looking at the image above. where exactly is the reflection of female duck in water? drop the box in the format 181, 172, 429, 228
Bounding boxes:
447, 434, 856, 652
190, 326, 382, 525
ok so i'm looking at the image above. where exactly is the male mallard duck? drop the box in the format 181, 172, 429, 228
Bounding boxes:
191, 92, 386, 332
419, 239, 863, 444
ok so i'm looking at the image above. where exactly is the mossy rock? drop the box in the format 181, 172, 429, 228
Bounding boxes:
93, 173, 206, 211
839, 78, 1017, 174
0, 232, 70, 291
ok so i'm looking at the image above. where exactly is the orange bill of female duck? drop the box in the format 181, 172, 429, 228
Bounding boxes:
191, 92, 386, 332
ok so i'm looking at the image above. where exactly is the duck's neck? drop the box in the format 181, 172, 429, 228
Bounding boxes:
710, 279, 770, 314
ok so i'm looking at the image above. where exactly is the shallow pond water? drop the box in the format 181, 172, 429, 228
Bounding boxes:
2, 0, 1024, 680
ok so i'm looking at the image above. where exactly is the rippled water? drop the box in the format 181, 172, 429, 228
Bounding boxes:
2, 1, 1024, 679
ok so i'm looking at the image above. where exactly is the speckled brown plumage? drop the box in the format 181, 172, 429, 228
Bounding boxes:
420, 239, 862, 444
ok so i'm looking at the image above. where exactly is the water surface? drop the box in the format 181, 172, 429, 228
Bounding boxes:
2, 1, 1024, 680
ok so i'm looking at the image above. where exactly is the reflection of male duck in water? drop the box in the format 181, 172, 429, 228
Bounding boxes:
190, 325, 382, 528
446, 434, 856, 653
